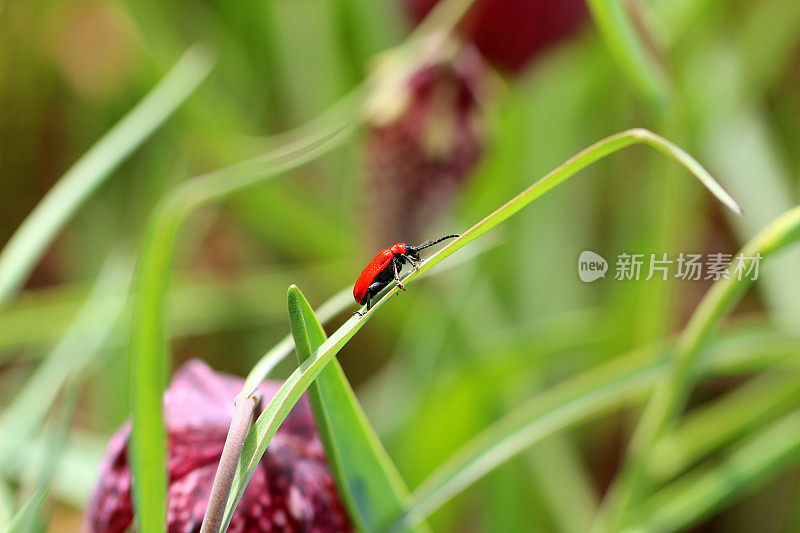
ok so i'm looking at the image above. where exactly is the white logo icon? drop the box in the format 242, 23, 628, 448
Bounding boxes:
578, 251, 608, 282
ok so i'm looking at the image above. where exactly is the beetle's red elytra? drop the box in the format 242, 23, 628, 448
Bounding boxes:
353, 234, 459, 315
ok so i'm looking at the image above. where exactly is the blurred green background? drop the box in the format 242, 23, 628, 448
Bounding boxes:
2, 0, 800, 531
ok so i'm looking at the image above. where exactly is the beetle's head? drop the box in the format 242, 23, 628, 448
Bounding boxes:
404, 248, 422, 261
407, 234, 460, 261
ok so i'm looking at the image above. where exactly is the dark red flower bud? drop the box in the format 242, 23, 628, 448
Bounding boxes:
365, 40, 491, 245
86, 360, 351, 533
403, 0, 588, 73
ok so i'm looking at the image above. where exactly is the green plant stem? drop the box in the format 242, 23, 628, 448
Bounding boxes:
220, 128, 740, 527
0, 45, 213, 310
129, 105, 358, 531
585, 0, 672, 110
596, 204, 800, 532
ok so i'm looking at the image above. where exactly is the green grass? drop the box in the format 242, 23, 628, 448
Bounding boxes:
286, 285, 426, 533
0, 46, 212, 310
598, 205, 800, 531
2, 0, 800, 531
219, 127, 740, 528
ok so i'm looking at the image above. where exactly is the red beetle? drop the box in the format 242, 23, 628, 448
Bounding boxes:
353, 234, 459, 315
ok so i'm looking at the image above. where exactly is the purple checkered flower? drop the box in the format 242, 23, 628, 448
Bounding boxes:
86, 360, 351, 532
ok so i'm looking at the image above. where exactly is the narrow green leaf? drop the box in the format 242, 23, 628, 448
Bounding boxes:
597, 204, 800, 531
0, 254, 131, 465
387, 327, 800, 531
0, 45, 213, 310
5, 487, 48, 533
221, 128, 741, 526
239, 287, 354, 398
391, 350, 660, 532
287, 286, 426, 533
648, 372, 800, 483
631, 409, 800, 533
4, 383, 79, 533
585, 0, 672, 110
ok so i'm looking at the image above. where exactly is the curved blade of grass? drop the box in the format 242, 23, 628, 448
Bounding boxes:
585, 0, 672, 110
287, 286, 426, 533
597, 204, 800, 531
0, 45, 212, 310
5, 487, 48, 533
4, 381, 79, 533
128, 95, 358, 530
630, 409, 800, 533
0, 253, 131, 465
648, 372, 800, 483
388, 348, 662, 532
237, 242, 493, 399
220, 128, 740, 526
239, 287, 354, 397
384, 327, 800, 531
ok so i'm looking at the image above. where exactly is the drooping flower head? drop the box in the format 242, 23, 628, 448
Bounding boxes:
364, 37, 491, 245
87, 360, 351, 532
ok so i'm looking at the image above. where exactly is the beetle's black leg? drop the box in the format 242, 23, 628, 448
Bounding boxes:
403, 255, 420, 270
392, 259, 407, 291
354, 291, 372, 317
354, 282, 386, 316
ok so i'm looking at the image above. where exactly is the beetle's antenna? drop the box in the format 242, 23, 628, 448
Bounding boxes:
413, 234, 460, 252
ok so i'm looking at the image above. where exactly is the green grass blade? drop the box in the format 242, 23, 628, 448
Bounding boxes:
585, 0, 672, 110
129, 103, 357, 532
0, 45, 212, 310
631, 409, 800, 533
648, 372, 800, 483
237, 244, 491, 399
4, 383, 79, 533
221, 128, 740, 526
239, 287, 354, 397
0, 254, 131, 465
597, 204, 800, 531
390, 351, 661, 532
385, 327, 800, 531
287, 286, 426, 533
1, 431, 106, 510
5, 487, 48, 533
